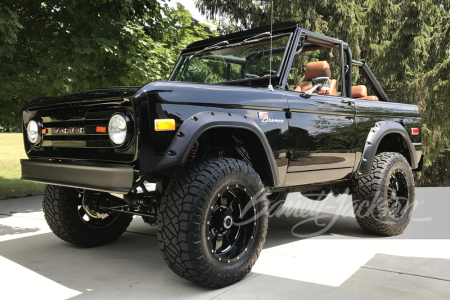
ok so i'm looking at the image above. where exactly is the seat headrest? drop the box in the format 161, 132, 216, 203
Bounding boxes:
305, 61, 332, 80
351, 85, 367, 98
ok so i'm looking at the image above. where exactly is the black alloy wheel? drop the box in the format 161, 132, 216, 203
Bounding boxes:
352, 152, 415, 236
78, 191, 121, 228
387, 170, 410, 219
207, 184, 256, 263
158, 158, 269, 288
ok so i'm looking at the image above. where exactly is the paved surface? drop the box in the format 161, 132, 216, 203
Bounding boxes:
0, 187, 449, 299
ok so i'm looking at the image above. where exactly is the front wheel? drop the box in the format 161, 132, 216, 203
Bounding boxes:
43, 185, 133, 247
158, 158, 268, 288
352, 152, 415, 236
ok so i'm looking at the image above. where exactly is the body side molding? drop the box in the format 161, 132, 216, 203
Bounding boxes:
355, 121, 418, 178
152, 111, 280, 186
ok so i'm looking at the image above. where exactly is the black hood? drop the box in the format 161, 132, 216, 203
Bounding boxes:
26, 86, 141, 111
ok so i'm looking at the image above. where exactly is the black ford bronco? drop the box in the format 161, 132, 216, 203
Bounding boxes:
21, 23, 423, 288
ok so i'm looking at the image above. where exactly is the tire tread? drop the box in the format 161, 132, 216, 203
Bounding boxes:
353, 152, 415, 236
43, 185, 132, 247
157, 158, 268, 288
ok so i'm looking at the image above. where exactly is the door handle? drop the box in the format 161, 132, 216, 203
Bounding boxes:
341, 99, 355, 105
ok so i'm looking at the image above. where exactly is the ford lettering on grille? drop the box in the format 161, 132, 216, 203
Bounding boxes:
53, 127, 83, 134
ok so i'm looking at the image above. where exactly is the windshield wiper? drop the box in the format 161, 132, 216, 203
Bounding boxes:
194, 40, 229, 56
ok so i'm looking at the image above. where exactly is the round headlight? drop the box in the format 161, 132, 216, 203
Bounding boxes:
108, 114, 127, 145
27, 120, 39, 144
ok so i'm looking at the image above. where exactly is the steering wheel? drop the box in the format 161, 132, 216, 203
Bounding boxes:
259, 70, 277, 76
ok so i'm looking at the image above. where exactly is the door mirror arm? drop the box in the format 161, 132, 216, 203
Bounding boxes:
299, 92, 312, 99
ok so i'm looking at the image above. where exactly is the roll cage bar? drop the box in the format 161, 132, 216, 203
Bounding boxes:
352, 60, 390, 102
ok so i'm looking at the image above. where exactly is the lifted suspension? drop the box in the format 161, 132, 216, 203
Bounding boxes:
101, 181, 161, 225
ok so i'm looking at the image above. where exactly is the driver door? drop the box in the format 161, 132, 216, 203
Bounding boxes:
283, 42, 357, 186
284, 92, 356, 186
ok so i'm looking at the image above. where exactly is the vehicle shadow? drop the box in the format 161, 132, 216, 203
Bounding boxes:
264, 208, 379, 249
0, 223, 41, 236
0, 196, 45, 237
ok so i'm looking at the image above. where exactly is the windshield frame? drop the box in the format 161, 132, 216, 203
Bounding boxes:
168, 32, 294, 85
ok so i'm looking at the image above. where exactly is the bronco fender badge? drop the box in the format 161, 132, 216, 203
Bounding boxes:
258, 112, 284, 123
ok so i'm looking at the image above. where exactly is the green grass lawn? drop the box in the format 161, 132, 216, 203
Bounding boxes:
0, 133, 44, 197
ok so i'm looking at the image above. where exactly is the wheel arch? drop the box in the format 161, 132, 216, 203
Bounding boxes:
153, 111, 280, 187
355, 121, 418, 178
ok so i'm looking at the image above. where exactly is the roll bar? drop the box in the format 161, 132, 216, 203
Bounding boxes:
352, 60, 390, 102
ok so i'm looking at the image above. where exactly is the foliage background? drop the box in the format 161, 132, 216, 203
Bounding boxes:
0, 0, 216, 128
0, 0, 449, 187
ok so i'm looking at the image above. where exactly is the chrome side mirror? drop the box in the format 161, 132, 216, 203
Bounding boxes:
312, 77, 330, 91
304, 77, 330, 95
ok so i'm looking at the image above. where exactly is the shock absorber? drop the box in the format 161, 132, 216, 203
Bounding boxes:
186, 143, 198, 163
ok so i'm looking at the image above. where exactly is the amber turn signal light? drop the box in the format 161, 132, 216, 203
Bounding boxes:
96, 126, 107, 133
41, 128, 48, 134
155, 119, 176, 131
411, 128, 419, 135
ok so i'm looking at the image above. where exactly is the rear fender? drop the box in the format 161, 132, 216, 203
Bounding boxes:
355, 121, 418, 178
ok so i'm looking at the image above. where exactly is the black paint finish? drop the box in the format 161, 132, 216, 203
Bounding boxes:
354, 99, 422, 172
23, 87, 139, 163
136, 81, 289, 185
284, 92, 357, 186
21, 24, 422, 193
152, 111, 280, 187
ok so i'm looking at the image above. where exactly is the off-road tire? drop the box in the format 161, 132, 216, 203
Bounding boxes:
352, 152, 415, 236
43, 185, 133, 247
157, 158, 269, 288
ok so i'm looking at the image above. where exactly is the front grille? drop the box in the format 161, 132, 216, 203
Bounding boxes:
27, 105, 136, 163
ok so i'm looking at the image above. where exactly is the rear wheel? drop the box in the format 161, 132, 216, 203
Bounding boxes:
43, 185, 133, 247
352, 152, 415, 236
158, 158, 268, 288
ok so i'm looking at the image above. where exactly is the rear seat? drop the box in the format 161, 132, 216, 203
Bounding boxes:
351, 85, 379, 101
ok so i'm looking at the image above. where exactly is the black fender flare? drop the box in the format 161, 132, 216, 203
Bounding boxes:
153, 111, 280, 186
355, 121, 418, 178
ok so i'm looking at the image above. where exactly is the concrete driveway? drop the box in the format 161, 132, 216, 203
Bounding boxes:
1, 187, 449, 299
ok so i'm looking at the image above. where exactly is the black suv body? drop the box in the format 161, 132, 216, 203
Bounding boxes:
21, 23, 423, 288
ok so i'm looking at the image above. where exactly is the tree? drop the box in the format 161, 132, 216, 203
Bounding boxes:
0, 0, 216, 128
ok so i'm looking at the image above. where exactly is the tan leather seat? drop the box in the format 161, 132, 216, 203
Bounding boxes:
351, 85, 367, 98
294, 61, 338, 96
363, 95, 379, 101
351, 85, 379, 101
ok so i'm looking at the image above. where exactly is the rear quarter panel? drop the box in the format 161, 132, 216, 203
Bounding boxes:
354, 99, 422, 163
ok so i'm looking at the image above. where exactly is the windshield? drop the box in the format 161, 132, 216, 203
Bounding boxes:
171, 34, 291, 84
